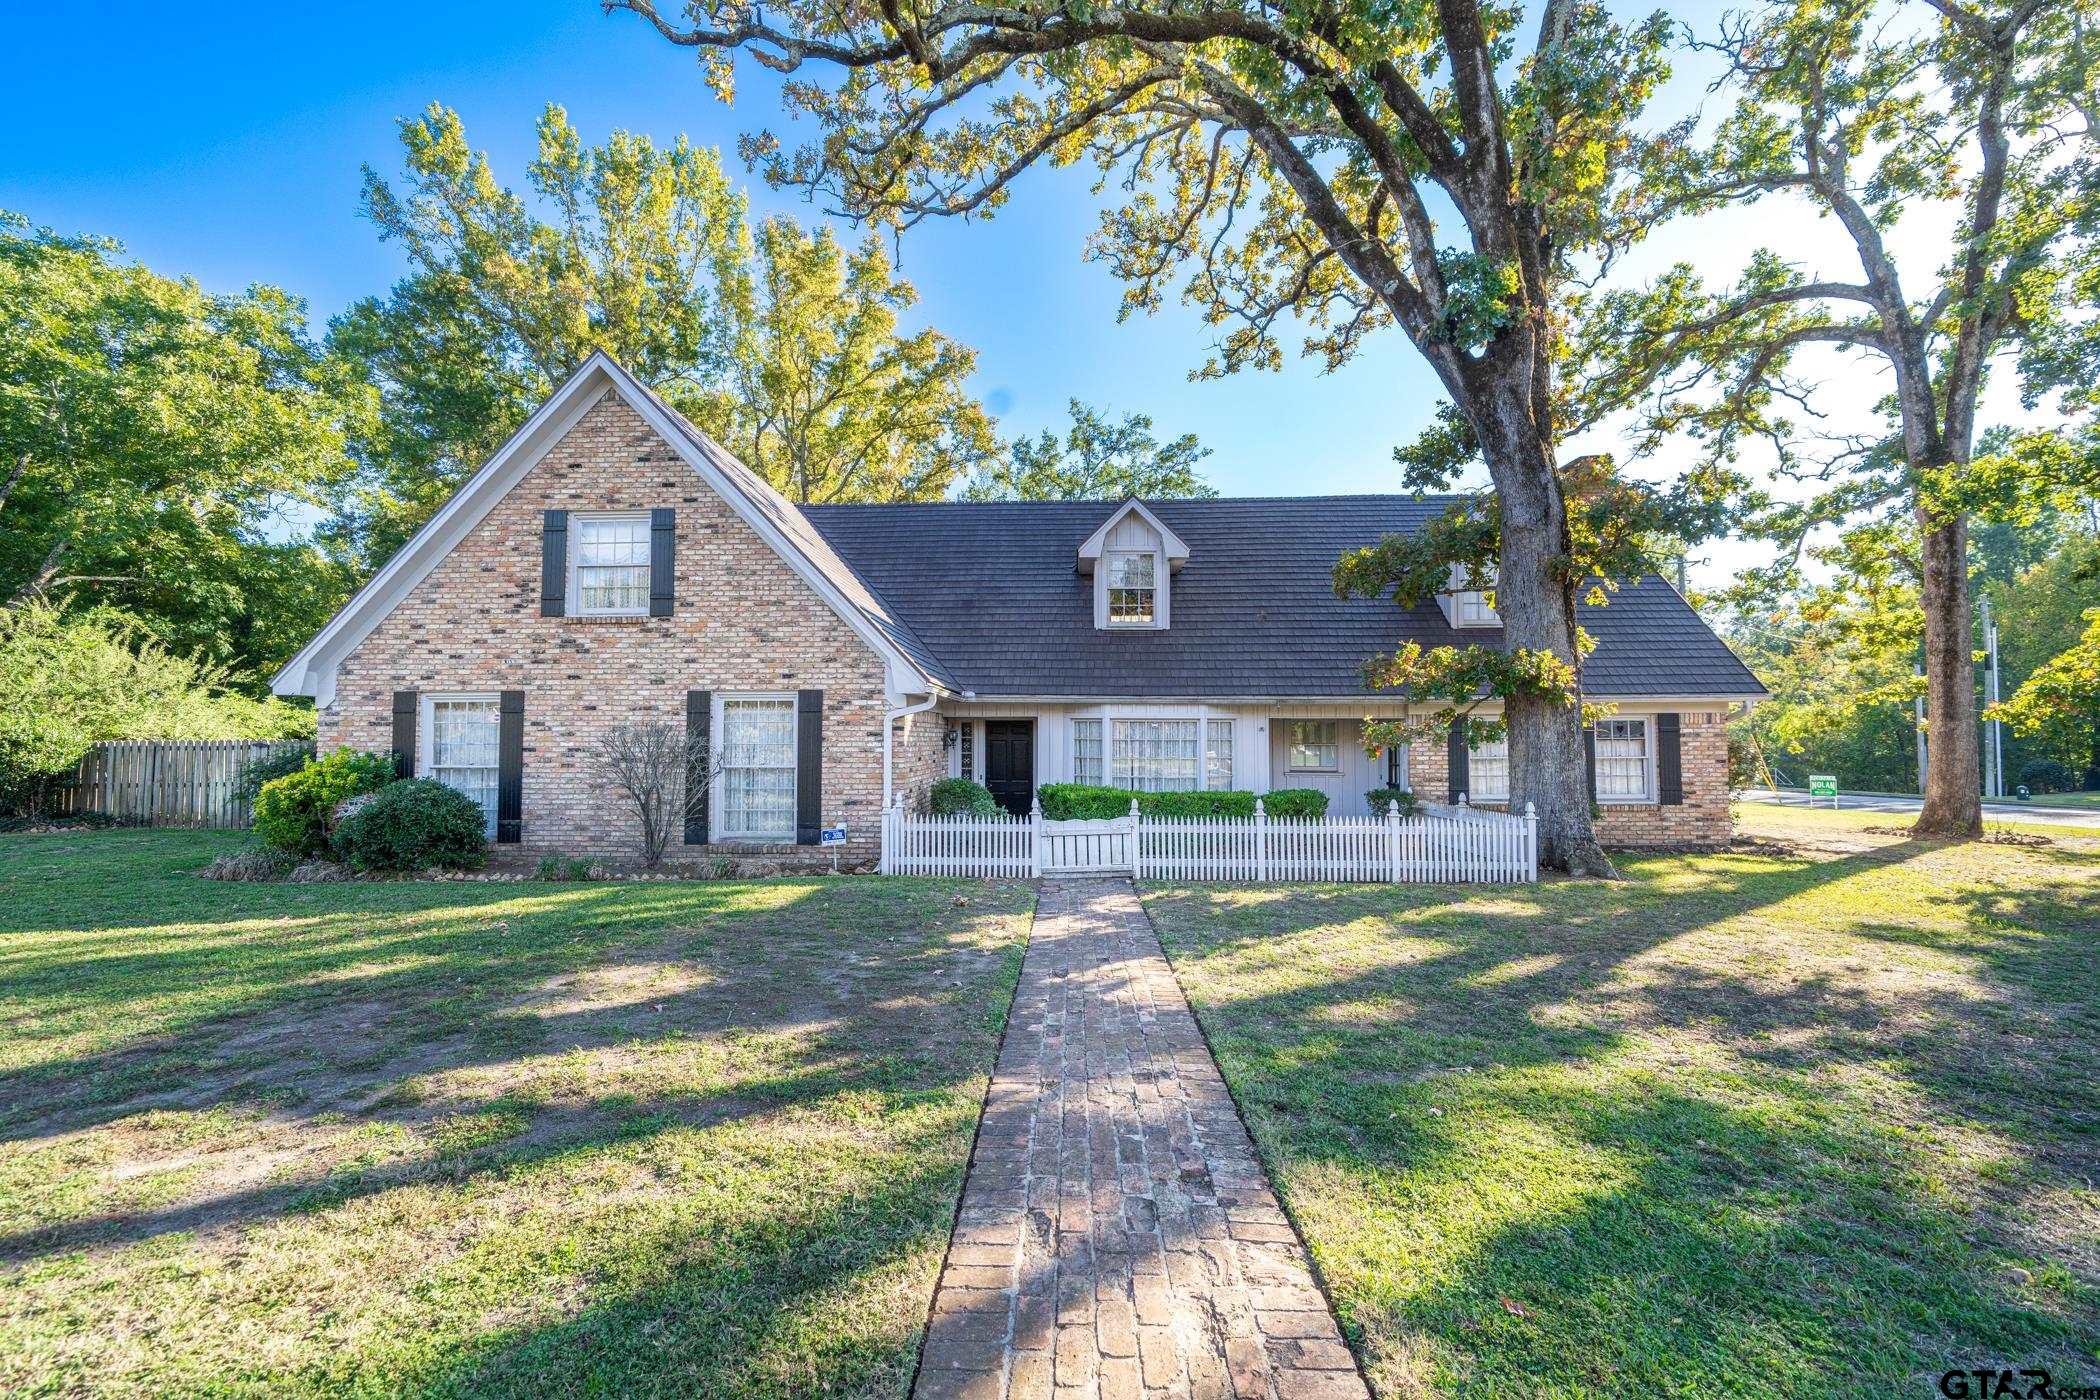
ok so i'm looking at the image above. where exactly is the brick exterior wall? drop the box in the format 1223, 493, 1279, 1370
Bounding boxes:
1404, 708, 1731, 848
320, 390, 931, 870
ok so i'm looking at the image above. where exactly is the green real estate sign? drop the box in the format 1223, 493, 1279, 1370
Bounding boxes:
1808, 775, 1838, 800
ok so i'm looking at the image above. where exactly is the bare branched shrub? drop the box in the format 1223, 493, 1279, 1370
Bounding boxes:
588, 722, 721, 867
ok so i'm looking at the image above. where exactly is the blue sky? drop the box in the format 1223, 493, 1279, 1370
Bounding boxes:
5, 0, 1960, 587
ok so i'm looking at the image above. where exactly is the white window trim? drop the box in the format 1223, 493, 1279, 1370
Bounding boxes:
1453, 590, 1500, 627
1103, 549, 1161, 629
1468, 732, 1511, 803
1593, 715, 1657, 805
711, 691, 800, 843
417, 692, 501, 837
1285, 719, 1342, 774
566, 510, 653, 618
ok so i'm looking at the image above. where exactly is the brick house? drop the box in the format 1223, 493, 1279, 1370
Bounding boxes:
274, 353, 1764, 867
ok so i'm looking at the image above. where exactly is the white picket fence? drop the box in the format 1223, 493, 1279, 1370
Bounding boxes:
881, 796, 1537, 884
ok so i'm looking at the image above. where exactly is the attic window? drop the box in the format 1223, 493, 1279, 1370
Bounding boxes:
1106, 551, 1156, 625
1454, 590, 1499, 626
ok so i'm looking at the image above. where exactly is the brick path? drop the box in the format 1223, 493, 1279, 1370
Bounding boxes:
915, 879, 1368, 1400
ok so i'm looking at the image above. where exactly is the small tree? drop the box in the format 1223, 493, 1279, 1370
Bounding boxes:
588, 721, 725, 867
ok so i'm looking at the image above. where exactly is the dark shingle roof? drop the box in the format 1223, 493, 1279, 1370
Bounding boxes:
801, 495, 1764, 700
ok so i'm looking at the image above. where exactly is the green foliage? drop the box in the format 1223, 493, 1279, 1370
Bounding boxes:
2017, 758, 2076, 795
252, 750, 395, 858
1993, 609, 2100, 775
1261, 789, 1330, 819
1364, 787, 1420, 818
333, 778, 489, 872
0, 602, 313, 807
930, 778, 999, 817
1038, 785, 1271, 819
233, 745, 314, 803
332, 103, 996, 568
961, 400, 1215, 502
1, 211, 361, 684
534, 854, 596, 881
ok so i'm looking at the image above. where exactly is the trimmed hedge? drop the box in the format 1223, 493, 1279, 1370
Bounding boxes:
930, 777, 999, 816
334, 778, 489, 872
253, 750, 396, 857
1364, 786, 1421, 818
1036, 784, 1329, 820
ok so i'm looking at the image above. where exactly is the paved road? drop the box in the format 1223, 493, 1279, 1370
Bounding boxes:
1742, 787, 2100, 830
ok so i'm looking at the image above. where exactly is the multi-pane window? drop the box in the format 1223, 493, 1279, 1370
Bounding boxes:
1287, 720, 1339, 772
719, 697, 797, 839
572, 515, 651, 615
428, 696, 500, 836
958, 721, 975, 781
1455, 591, 1499, 626
1205, 719, 1234, 789
1106, 551, 1156, 625
1072, 719, 1104, 785
1113, 719, 1199, 790
1385, 741, 1410, 790
1468, 734, 1510, 801
1593, 718, 1651, 801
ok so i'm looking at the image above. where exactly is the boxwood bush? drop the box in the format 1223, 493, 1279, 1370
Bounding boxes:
930, 777, 999, 816
1364, 786, 1421, 817
252, 750, 396, 857
333, 778, 489, 872
1035, 784, 1329, 820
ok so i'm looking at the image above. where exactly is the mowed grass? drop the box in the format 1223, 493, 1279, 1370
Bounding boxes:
1145, 805, 2100, 1397
0, 829, 1033, 1397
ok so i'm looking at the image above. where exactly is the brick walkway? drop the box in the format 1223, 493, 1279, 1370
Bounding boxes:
915, 879, 1368, 1400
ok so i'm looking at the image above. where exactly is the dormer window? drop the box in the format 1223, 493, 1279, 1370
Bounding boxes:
1106, 550, 1157, 625
1454, 590, 1499, 626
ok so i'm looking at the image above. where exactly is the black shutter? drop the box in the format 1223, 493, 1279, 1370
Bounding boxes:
649, 507, 676, 618
685, 690, 711, 845
391, 691, 418, 780
496, 690, 524, 844
540, 510, 568, 617
796, 689, 823, 845
1446, 718, 1469, 801
1584, 723, 1598, 804
1657, 712, 1684, 805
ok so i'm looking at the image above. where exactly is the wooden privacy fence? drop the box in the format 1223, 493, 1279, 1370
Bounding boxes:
53, 739, 315, 829
882, 796, 1538, 884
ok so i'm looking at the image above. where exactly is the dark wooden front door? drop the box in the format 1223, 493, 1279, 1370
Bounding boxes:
983, 720, 1035, 817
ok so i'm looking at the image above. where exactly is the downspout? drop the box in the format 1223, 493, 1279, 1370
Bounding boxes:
882, 693, 942, 813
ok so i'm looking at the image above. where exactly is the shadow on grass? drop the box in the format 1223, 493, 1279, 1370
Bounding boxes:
1144, 833, 2100, 1393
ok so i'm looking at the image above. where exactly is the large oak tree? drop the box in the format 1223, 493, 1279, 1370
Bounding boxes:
611, 0, 1701, 873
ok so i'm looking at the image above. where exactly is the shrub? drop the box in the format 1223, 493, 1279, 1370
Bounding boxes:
1364, 786, 1420, 818
931, 777, 1000, 816
535, 854, 596, 881
252, 750, 397, 856
334, 779, 489, 873
1263, 788, 1330, 819
199, 846, 294, 882
234, 745, 313, 802
2018, 758, 2077, 795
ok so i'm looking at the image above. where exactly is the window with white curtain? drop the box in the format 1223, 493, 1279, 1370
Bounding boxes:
1205, 719, 1233, 789
1113, 719, 1199, 790
1072, 719, 1103, 785
718, 696, 797, 839
1468, 733, 1510, 801
1105, 551, 1156, 624
1287, 720, 1339, 772
425, 695, 500, 836
570, 514, 651, 615
1593, 718, 1651, 801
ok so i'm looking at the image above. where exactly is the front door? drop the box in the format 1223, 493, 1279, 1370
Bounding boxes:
983, 720, 1036, 816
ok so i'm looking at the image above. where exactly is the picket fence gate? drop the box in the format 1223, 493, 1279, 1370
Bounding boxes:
50, 738, 315, 829
881, 796, 1537, 885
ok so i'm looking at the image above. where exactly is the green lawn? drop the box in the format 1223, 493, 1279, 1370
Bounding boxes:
0, 829, 1033, 1397
1145, 805, 2100, 1398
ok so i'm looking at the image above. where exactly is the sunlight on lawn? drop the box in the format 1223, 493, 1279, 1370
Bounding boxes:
1146, 805, 2100, 1398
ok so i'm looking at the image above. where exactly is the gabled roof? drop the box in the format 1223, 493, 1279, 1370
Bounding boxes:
1076, 499, 1190, 572
272, 353, 950, 706
802, 496, 1766, 701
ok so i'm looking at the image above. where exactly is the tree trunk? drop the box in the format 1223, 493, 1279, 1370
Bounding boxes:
1914, 508, 1982, 836
1474, 379, 1616, 877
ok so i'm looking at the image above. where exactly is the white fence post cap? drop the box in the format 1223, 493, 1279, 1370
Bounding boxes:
1459, 792, 1470, 806
1254, 797, 1266, 816
1524, 801, 1536, 818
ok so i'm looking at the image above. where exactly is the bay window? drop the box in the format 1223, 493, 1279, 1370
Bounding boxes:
718, 696, 797, 840
1593, 718, 1652, 801
1072, 719, 1104, 785
1205, 719, 1233, 789
1113, 719, 1199, 790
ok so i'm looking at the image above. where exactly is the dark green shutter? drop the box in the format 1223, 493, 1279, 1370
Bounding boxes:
649, 508, 675, 617
685, 690, 710, 844
1446, 719, 1469, 801
496, 691, 524, 844
540, 510, 568, 616
796, 689, 823, 845
390, 691, 417, 780
1584, 723, 1598, 804
1657, 713, 1683, 805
